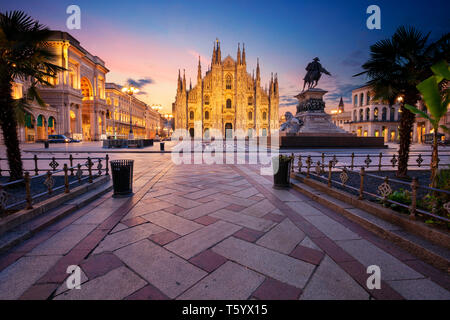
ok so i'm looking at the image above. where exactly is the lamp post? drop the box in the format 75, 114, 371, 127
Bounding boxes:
121, 85, 139, 140
151, 104, 163, 137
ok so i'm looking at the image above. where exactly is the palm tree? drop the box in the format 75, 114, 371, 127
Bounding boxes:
0, 11, 63, 180
355, 26, 449, 178
405, 60, 449, 187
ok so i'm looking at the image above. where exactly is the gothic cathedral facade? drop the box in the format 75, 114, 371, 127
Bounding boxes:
173, 40, 279, 138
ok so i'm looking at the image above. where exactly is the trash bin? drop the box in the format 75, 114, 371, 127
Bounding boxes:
160, 142, 165, 151
110, 160, 134, 197
44, 141, 49, 148
272, 155, 292, 189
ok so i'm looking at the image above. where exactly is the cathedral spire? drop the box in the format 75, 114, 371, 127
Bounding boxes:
237, 43, 241, 65
197, 56, 202, 83
189, 78, 192, 90
274, 73, 279, 95
217, 39, 221, 64
242, 43, 246, 65
256, 58, 260, 83
177, 69, 181, 92
182, 69, 186, 91
338, 96, 344, 113
212, 41, 216, 65
269, 72, 274, 95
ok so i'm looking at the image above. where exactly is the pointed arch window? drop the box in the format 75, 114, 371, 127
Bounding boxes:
226, 99, 232, 109
248, 111, 253, 120
204, 95, 210, 105
205, 111, 210, 120
189, 111, 194, 120
226, 74, 232, 90
262, 112, 267, 120
248, 96, 253, 106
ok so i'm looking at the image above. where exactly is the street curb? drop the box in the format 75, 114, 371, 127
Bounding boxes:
290, 173, 450, 273
0, 177, 112, 254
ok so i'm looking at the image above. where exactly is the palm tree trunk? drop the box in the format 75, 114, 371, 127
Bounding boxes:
397, 104, 415, 178
430, 129, 439, 187
0, 75, 24, 181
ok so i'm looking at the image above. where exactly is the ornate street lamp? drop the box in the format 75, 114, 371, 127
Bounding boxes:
121, 85, 139, 140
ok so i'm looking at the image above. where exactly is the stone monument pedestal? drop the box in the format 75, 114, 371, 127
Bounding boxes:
280, 88, 385, 148
295, 88, 352, 135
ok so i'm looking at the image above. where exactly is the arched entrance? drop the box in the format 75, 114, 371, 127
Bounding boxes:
189, 128, 194, 138
225, 123, 233, 139
81, 77, 93, 98
70, 110, 77, 135
81, 77, 93, 140
37, 114, 46, 140
25, 113, 35, 142
48, 116, 56, 135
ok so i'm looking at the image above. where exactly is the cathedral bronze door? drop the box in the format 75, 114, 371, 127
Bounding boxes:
189, 128, 194, 138
225, 123, 233, 139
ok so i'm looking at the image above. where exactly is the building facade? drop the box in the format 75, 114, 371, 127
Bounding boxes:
105, 83, 160, 139
330, 97, 352, 132
173, 40, 279, 138
7, 31, 160, 143
348, 85, 401, 142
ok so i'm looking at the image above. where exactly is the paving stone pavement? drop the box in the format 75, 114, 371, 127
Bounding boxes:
0, 154, 449, 300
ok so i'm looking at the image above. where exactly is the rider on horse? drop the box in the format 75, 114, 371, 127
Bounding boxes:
303, 57, 331, 91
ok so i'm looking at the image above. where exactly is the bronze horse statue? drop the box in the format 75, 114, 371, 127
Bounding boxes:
302, 57, 331, 91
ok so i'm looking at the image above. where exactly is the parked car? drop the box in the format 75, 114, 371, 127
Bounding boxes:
47, 134, 70, 143
424, 133, 447, 145
69, 137, 81, 143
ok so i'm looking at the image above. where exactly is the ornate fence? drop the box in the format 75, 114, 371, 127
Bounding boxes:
290, 153, 450, 224
291, 152, 450, 173
0, 155, 110, 213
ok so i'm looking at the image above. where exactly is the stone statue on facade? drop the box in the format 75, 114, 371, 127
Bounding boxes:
302, 57, 331, 91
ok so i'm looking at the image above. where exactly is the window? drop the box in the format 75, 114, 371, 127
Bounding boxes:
226, 99, 232, 109
248, 96, 253, 106
374, 107, 378, 121
390, 107, 395, 120
226, 74, 232, 90
366, 93, 371, 105
382, 107, 387, 121
262, 112, 267, 120
366, 108, 370, 121
204, 95, 210, 105
360, 93, 364, 107
354, 95, 358, 107
248, 111, 253, 120
205, 111, 209, 120
359, 109, 363, 121
353, 110, 357, 121
189, 111, 194, 120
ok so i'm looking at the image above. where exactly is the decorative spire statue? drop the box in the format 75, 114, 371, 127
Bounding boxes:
302, 57, 331, 91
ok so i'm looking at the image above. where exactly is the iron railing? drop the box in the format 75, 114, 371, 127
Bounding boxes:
291, 153, 450, 224
0, 155, 109, 213
289, 152, 450, 173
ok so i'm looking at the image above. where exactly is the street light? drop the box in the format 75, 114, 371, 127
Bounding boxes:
121, 85, 139, 140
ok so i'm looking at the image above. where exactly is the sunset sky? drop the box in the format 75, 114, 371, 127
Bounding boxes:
1, 0, 449, 114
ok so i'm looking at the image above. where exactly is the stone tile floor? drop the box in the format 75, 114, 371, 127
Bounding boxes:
0, 154, 449, 300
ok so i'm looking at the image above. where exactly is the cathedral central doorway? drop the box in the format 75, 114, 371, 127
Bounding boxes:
225, 123, 233, 139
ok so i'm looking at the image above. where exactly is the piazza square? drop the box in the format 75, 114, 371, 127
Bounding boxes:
0, 0, 449, 312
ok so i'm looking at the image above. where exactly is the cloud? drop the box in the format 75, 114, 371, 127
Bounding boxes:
126, 77, 154, 88
279, 95, 298, 107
